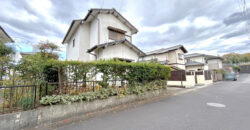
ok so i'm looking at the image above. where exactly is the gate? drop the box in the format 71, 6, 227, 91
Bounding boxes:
168, 70, 186, 81
195, 71, 203, 84
204, 70, 212, 80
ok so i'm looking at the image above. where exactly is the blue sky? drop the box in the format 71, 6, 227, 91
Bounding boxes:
0, 0, 250, 60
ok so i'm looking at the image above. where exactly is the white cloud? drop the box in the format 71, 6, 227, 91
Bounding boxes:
140, 24, 169, 33
194, 16, 218, 28
176, 18, 192, 28
28, 0, 52, 18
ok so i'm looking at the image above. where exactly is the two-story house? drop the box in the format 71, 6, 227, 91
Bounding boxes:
62, 8, 145, 62
140, 45, 188, 70
185, 53, 223, 71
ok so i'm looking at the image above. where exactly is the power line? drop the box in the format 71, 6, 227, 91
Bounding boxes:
119, 0, 124, 12
242, 0, 250, 39
101, 0, 105, 9
237, 0, 250, 39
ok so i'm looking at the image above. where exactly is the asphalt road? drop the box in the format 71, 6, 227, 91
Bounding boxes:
58, 74, 250, 130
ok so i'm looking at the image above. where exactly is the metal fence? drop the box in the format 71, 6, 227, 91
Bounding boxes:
0, 80, 127, 114
0, 85, 41, 114
204, 70, 212, 80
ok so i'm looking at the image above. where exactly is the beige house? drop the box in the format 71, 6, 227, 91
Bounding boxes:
140, 45, 188, 70
0, 26, 14, 43
62, 8, 144, 62
185, 53, 223, 71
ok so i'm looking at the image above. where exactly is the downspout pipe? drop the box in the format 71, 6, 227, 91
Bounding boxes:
87, 51, 97, 60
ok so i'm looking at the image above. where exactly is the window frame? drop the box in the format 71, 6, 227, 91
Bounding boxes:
178, 53, 184, 60
108, 30, 125, 40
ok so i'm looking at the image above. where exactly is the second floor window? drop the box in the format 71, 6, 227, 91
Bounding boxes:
109, 30, 125, 40
178, 53, 184, 60
108, 26, 126, 40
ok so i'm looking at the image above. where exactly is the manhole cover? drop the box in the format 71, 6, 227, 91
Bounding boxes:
206, 102, 226, 108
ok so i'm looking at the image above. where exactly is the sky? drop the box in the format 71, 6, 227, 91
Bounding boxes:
0, 0, 250, 59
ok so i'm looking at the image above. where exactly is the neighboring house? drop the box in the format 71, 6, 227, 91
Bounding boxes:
0, 26, 14, 43
0, 26, 18, 61
20, 52, 36, 57
140, 45, 188, 70
185, 53, 223, 71
11, 52, 37, 63
62, 8, 144, 62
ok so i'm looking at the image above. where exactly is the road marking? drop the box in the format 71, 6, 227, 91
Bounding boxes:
206, 102, 226, 108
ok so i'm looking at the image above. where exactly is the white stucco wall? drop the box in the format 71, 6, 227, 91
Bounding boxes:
143, 53, 166, 61
167, 51, 177, 63
187, 56, 205, 63
143, 49, 186, 69
66, 27, 81, 61
167, 75, 196, 88
90, 19, 99, 47
197, 75, 205, 85
185, 75, 196, 87
78, 23, 91, 61
172, 49, 185, 70
207, 59, 222, 70
173, 64, 186, 70
186, 65, 204, 71
98, 13, 132, 43
96, 43, 139, 62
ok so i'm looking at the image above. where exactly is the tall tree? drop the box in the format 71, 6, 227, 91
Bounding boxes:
222, 52, 250, 64
17, 41, 60, 84
35, 41, 59, 59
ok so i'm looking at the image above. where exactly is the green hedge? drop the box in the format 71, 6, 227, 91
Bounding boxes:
40, 80, 168, 105
45, 59, 171, 87
16, 56, 171, 87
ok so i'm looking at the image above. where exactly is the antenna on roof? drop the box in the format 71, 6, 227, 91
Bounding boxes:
237, 0, 250, 39
119, 0, 123, 12
100, 0, 104, 8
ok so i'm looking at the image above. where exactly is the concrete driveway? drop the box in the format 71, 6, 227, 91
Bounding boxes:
57, 74, 250, 130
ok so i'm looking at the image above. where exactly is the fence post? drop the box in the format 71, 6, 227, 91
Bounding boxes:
181, 71, 183, 87
45, 82, 48, 95
39, 84, 42, 100
33, 85, 37, 108
9, 87, 14, 112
